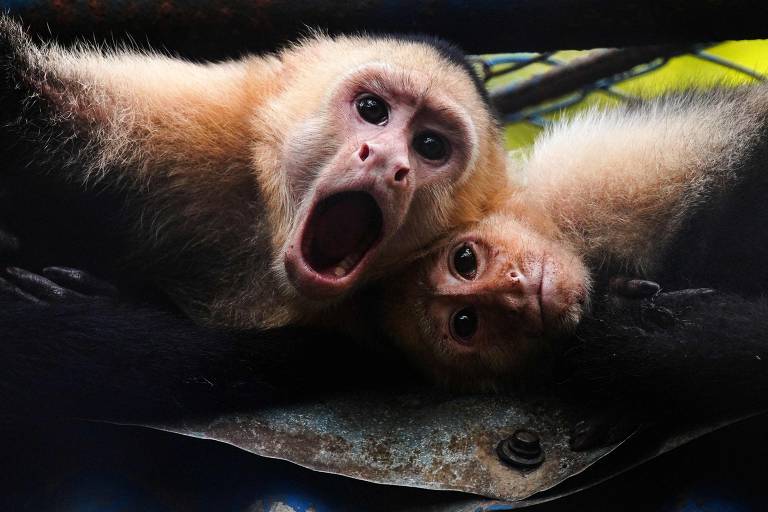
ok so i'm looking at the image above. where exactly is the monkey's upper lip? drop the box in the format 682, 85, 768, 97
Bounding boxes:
286, 191, 384, 299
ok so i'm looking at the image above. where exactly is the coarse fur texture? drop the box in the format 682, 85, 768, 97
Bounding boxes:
382, 84, 768, 389
523, 86, 768, 276
0, 15, 509, 330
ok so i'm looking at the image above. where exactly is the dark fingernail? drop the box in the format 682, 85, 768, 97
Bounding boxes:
636, 280, 660, 295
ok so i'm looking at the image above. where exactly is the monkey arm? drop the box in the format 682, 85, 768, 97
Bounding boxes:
0, 14, 277, 186
0, 14, 284, 323
0, 266, 408, 421
567, 289, 768, 414
521, 87, 768, 273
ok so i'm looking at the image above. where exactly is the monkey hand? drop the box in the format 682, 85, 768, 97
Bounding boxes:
567, 285, 723, 450
608, 276, 660, 299
566, 280, 718, 451
0, 266, 118, 306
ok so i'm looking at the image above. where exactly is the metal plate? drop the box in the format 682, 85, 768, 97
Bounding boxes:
151, 391, 621, 501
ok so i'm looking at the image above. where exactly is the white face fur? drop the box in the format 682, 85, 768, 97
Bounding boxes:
283, 63, 480, 300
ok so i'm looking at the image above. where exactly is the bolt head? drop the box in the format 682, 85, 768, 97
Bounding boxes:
497, 429, 544, 469
512, 429, 540, 451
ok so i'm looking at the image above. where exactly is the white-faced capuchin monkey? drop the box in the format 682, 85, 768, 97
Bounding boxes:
382, 84, 768, 396
0, 15, 508, 329
6, 85, 768, 425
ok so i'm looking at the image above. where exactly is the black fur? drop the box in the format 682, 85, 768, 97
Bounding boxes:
568, 290, 768, 413
563, 88, 768, 421
385, 33, 491, 108
0, 295, 415, 421
0, 15, 153, 296
2, 16, 767, 428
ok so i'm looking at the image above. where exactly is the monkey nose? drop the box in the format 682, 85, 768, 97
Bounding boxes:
358, 143, 371, 161
500, 269, 525, 292
389, 166, 410, 187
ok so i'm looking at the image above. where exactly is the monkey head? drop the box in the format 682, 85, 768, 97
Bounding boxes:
380, 209, 591, 389
265, 36, 508, 302
0, 16, 511, 329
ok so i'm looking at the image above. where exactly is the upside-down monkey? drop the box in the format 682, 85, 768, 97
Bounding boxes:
381, 84, 768, 397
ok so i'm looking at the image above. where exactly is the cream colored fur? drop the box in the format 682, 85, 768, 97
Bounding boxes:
3, 15, 508, 329
521, 88, 768, 274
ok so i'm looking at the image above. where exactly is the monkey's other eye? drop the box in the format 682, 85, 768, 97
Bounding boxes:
453, 243, 477, 279
356, 94, 389, 125
451, 306, 478, 342
413, 131, 449, 161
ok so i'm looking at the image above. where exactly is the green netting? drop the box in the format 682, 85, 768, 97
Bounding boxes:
479, 40, 768, 150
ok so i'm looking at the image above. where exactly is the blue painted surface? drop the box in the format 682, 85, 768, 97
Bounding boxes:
0, 0, 31, 8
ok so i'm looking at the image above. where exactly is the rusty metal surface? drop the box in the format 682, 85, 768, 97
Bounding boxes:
150, 391, 621, 501
404, 411, 768, 511
139, 395, 765, 507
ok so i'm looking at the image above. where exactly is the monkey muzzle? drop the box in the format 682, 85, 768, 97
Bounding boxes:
285, 191, 384, 299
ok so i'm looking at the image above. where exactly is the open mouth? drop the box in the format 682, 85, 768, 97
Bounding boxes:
301, 191, 383, 280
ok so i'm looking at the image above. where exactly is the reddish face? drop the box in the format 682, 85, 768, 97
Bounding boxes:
283, 65, 479, 299
383, 214, 591, 387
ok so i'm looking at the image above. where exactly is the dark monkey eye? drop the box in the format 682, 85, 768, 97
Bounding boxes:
451, 306, 478, 341
453, 243, 477, 279
356, 94, 389, 125
413, 131, 449, 161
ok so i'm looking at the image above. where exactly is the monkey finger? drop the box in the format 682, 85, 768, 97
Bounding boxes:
651, 288, 716, 310
609, 277, 661, 299
0, 276, 46, 305
42, 266, 119, 298
656, 288, 716, 301
4, 266, 87, 303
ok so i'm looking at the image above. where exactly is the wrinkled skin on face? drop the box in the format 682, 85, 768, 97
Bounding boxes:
281, 63, 483, 299
381, 212, 590, 389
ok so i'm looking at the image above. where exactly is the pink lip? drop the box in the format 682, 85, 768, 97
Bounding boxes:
284, 243, 380, 299
284, 190, 386, 300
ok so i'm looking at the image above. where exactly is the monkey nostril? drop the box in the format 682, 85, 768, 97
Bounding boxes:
394, 167, 409, 182
358, 143, 370, 161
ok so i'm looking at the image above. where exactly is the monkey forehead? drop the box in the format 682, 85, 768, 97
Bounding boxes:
287, 35, 490, 120
331, 62, 475, 130
443, 214, 531, 250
